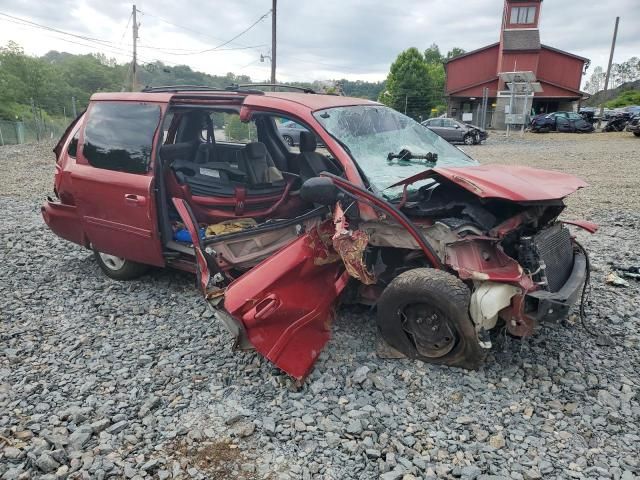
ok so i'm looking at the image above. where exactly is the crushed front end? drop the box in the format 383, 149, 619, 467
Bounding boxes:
378, 165, 594, 343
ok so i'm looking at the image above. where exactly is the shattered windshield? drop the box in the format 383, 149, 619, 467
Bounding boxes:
314, 105, 478, 198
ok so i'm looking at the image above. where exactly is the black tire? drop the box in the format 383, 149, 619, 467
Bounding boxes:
473, 133, 481, 145
93, 249, 148, 280
634, 132, 640, 137
282, 135, 294, 147
377, 268, 485, 369
463, 134, 475, 145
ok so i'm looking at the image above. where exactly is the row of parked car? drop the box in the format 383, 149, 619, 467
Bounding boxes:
530, 106, 640, 136
278, 116, 489, 147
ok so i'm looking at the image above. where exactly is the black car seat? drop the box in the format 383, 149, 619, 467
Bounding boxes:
238, 142, 285, 185
296, 131, 340, 180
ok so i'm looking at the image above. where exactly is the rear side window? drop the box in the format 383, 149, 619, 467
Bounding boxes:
83, 102, 161, 174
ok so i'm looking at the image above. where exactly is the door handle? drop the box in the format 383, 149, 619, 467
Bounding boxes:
243, 294, 280, 325
124, 194, 146, 206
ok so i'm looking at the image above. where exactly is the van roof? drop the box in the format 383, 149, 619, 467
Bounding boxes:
90, 90, 380, 112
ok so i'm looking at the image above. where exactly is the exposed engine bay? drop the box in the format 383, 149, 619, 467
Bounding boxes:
355, 172, 585, 342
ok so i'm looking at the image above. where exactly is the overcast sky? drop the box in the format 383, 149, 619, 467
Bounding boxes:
0, 0, 638, 85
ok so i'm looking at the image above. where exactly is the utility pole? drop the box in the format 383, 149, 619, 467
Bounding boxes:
598, 16, 620, 130
132, 4, 139, 92
404, 94, 408, 115
270, 0, 277, 90
72, 96, 77, 118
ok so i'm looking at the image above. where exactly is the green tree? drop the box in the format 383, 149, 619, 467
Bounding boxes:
424, 43, 443, 64
378, 48, 434, 119
445, 47, 466, 60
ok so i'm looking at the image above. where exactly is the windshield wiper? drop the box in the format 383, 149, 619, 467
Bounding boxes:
387, 148, 438, 164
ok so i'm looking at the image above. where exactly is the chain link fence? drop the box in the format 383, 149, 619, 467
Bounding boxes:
0, 118, 68, 146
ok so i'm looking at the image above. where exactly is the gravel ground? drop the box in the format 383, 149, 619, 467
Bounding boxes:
1, 134, 639, 480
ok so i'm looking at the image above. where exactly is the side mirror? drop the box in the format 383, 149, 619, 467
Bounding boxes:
300, 177, 339, 205
454, 124, 461, 129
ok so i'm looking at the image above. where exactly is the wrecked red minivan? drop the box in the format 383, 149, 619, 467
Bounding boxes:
43, 85, 594, 380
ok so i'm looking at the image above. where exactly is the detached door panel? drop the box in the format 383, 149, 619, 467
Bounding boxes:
224, 227, 349, 380
73, 101, 165, 267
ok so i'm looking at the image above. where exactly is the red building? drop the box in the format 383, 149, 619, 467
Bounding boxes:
444, 0, 589, 129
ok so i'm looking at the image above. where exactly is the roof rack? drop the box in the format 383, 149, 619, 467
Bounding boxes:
229, 83, 317, 94
141, 85, 264, 95
142, 85, 225, 93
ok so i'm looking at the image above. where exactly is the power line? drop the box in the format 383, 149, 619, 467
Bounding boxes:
135, 8, 270, 55
0, 12, 117, 49
118, 11, 132, 47
193, 10, 272, 54
135, 42, 268, 56
0, 12, 178, 67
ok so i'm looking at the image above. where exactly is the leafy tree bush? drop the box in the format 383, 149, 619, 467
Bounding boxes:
605, 90, 640, 108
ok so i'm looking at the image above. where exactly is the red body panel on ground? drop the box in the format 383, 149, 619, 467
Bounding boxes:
223, 231, 350, 380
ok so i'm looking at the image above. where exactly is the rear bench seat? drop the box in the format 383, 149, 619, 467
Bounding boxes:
160, 141, 305, 223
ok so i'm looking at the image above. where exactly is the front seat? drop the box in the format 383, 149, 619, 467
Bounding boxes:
296, 131, 340, 180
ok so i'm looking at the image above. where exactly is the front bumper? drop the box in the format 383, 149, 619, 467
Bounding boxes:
526, 251, 587, 323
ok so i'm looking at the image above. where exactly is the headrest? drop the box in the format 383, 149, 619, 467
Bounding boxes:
244, 142, 268, 159
299, 131, 317, 152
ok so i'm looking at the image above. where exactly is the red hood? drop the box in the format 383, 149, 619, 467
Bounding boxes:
389, 165, 588, 201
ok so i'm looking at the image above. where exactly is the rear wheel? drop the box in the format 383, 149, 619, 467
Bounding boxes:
377, 268, 485, 369
93, 250, 148, 280
282, 135, 294, 146
463, 134, 475, 145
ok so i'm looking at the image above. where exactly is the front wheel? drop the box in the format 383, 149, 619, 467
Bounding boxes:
463, 134, 475, 145
93, 250, 148, 280
634, 132, 640, 137
377, 268, 485, 369
282, 135, 294, 147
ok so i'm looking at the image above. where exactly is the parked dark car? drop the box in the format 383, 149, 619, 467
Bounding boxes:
603, 116, 630, 132
531, 111, 594, 133
43, 85, 593, 380
421, 118, 488, 145
626, 114, 640, 137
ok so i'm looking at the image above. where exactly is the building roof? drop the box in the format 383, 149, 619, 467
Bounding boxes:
540, 44, 589, 63
443, 42, 500, 64
502, 29, 541, 51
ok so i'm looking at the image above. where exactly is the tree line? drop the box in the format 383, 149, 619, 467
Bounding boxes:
0, 41, 388, 124
583, 57, 640, 95
0, 40, 461, 127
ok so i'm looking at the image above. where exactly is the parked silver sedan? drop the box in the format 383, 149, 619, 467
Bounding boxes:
277, 120, 308, 146
421, 118, 488, 145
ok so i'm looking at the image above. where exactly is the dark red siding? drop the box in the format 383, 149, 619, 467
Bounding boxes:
446, 45, 500, 95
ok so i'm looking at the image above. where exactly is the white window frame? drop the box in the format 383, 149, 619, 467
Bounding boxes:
510, 6, 536, 24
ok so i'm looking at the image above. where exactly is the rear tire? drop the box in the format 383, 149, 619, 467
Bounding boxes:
93, 250, 148, 280
376, 268, 485, 369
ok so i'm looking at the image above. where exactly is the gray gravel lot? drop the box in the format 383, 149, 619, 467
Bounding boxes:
1, 134, 639, 480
